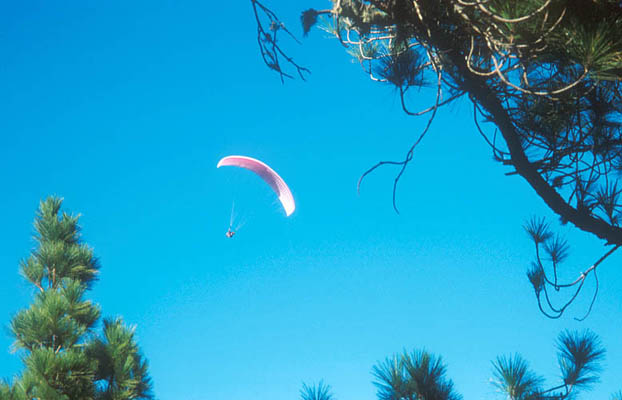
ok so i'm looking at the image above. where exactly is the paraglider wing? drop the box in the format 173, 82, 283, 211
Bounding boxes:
217, 155, 295, 216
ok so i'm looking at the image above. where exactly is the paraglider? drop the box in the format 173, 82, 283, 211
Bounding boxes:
217, 155, 295, 237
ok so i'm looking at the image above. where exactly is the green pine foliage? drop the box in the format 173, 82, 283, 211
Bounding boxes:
87, 318, 152, 400
261, 0, 622, 245
253, 0, 622, 317
301, 330, 608, 400
372, 350, 461, 400
300, 381, 333, 400
0, 197, 153, 400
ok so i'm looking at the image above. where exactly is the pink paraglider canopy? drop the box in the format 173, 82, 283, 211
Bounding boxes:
217, 155, 295, 216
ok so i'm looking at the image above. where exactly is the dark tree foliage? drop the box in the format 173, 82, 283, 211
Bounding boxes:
250, 0, 622, 318
301, 381, 334, 400
301, 330, 606, 400
492, 330, 605, 400
372, 350, 461, 400
524, 217, 620, 319
0, 197, 152, 400
250, 0, 311, 82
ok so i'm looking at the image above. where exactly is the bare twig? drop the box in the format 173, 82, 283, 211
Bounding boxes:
358, 65, 444, 213
534, 244, 620, 319
251, 0, 310, 82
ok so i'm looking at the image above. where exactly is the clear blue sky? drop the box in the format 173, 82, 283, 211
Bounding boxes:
1, 2, 622, 399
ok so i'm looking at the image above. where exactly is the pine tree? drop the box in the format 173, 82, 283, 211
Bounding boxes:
0, 197, 152, 400
250, 0, 622, 318
301, 330, 606, 400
